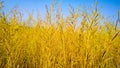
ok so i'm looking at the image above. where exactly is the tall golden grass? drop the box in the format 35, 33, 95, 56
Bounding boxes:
0, 1, 120, 68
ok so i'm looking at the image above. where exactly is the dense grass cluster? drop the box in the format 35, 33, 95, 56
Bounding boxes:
0, 2, 120, 68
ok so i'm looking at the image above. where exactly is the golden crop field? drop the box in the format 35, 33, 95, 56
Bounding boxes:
0, 1, 120, 68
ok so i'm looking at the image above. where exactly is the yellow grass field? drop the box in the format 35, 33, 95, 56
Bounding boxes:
0, 2, 120, 68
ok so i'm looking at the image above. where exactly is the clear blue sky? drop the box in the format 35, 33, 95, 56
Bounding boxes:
3, 0, 120, 21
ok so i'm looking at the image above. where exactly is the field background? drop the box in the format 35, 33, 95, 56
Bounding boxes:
0, 0, 120, 68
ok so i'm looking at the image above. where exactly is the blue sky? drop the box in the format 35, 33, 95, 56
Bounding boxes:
3, 0, 120, 21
